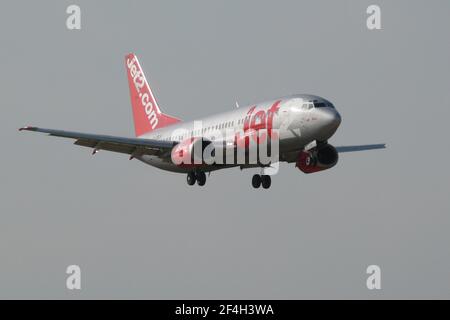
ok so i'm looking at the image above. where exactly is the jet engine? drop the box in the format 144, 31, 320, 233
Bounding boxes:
171, 137, 213, 168
296, 143, 338, 174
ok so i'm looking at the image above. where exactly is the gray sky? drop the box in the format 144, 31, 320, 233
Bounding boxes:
1, 0, 449, 299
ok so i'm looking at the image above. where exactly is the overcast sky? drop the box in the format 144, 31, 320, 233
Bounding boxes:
1, 0, 449, 299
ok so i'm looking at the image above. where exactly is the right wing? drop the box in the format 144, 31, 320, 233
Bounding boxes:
19, 126, 177, 158
335, 144, 386, 153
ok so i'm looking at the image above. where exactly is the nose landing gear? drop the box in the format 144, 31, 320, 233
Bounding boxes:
252, 174, 261, 188
186, 171, 207, 186
252, 174, 271, 189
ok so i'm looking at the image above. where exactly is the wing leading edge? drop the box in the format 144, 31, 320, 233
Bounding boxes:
335, 144, 386, 153
19, 126, 176, 158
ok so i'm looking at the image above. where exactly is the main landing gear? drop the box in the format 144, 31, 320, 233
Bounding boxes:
187, 171, 271, 189
252, 174, 271, 189
187, 171, 207, 186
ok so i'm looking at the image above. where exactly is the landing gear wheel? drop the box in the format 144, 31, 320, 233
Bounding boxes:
252, 174, 262, 188
187, 172, 196, 186
196, 171, 206, 186
261, 175, 271, 189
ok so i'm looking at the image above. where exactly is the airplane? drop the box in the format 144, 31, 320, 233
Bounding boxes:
19, 53, 385, 189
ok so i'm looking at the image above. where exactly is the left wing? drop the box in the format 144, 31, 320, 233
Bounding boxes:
335, 143, 386, 153
19, 126, 177, 158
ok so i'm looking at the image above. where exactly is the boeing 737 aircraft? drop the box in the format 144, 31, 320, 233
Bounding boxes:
20, 53, 385, 189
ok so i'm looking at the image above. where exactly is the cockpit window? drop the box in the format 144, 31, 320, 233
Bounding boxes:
301, 99, 334, 109
313, 101, 327, 108
301, 102, 313, 110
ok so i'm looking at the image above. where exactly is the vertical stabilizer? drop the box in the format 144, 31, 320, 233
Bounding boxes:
125, 53, 181, 137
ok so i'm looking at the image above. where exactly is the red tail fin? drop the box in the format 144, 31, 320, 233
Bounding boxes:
125, 53, 181, 137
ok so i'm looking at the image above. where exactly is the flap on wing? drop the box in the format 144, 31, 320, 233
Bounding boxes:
74, 139, 161, 156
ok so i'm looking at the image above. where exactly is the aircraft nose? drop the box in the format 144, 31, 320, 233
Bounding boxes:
323, 108, 342, 129
321, 107, 341, 131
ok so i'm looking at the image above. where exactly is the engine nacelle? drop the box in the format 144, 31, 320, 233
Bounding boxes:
296, 144, 338, 174
171, 137, 213, 168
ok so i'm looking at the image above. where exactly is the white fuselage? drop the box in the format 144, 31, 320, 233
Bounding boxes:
137, 94, 341, 173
